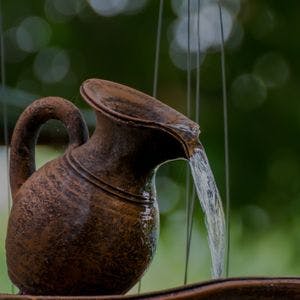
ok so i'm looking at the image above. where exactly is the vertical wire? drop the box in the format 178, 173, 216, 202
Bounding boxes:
184, 0, 191, 285
186, 0, 191, 119
0, 0, 9, 201
138, 0, 164, 294
0, 0, 14, 294
0, 0, 10, 221
152, 0, 164, 99
185, 0, 201, 281
195, 0, 201, 125
218, 1, 230, 278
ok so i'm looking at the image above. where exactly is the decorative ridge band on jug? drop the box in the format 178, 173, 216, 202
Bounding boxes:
65, 152, 153, 203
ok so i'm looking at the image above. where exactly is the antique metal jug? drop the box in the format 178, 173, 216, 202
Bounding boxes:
4, 79, 300, 299
6, 79, 200, 296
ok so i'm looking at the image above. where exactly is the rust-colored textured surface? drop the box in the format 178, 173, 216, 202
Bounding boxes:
9, 97, 89, 199
6, 79, 200, 296
7, 155, 158, 295
1, 278, 300, 299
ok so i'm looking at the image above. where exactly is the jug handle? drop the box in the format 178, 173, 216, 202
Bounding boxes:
10, 97, 89, 199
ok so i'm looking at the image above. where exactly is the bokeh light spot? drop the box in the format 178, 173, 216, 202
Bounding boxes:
169, 40, 206, 71
268, 155, 300, 190
16, 16, 51, 53
88, 0, 127, 17
34, 48, 70, 83
172, 0, 241, 17
241, 205, 270, 231
173, 4, 233, 53
226, 20, 244, 50
123, 0, 148, 14
53, 0, 84, 16
44, 0, 71, 23
231, 74, 267, 111
250, 8, 275, 39
254, 53, 290, 88
3, 27, 28, 63
157, 177, 182, 215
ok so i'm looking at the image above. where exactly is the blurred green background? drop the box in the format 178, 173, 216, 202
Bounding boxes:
1, 0, 300, 294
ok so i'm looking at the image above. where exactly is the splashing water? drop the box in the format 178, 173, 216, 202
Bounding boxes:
189, 146, 226, 278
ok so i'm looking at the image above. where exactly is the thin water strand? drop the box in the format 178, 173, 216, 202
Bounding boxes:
185, 182, 195, 281
187, 0, 202, 250
218, 0, 230, 278
184, 172, 195, 284
152, 0, 164, 99
186, 0, 191, 118
0, 0, 8, 187
138, 0, 164, 294
184, 0, 192, 285
195, 0, 201, 124
0, 0, 10, 215
0, 0, 14, 294
190, 147, 226, 278
184, 0, 201, 284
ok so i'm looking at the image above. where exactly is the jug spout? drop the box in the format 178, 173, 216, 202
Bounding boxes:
162, 122, 201, 159
71, 79, 200, 201
81, 78, 200, 157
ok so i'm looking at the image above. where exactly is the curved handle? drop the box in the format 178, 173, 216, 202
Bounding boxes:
10, 97, 89, 199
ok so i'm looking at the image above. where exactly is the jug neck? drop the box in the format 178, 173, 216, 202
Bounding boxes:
70, 111, 187, 202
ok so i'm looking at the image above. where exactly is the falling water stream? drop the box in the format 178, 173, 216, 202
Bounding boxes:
189, 146, 226, 278
184, 0, 230, 281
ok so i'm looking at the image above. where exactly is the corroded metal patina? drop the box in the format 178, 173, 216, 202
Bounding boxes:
6, 79, 200, 296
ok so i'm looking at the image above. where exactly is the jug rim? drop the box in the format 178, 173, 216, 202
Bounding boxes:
80, 78, 200, 158
80, 79, 197, 128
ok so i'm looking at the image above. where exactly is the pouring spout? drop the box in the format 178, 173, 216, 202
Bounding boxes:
163, 122, 201, 159
81, 78, 201, 160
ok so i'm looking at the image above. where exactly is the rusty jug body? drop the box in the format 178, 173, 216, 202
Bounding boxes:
6, 79, 199, 296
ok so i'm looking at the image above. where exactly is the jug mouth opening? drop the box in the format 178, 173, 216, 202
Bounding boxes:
81, 78, 200, 158
81, 79, 179, 124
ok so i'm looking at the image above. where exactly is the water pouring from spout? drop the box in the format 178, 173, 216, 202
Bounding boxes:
189, 145, 226, 278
